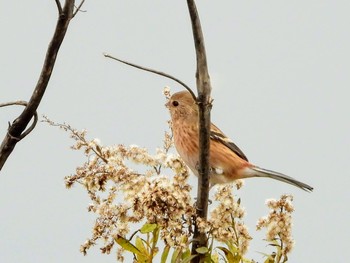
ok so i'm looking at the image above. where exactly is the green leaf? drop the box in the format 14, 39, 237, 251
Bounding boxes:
196, 246, 209, 254
135, 237, 152, 263
151, 226, 160, 248
217, 247, 240, 263
136, 254, 149, 263
161, 245, 170, 263
140, 223, 158, 234
135, 237, 149, 256
225, 241, 238, 253
211, 252, 219, 263
263, 255, 275, 263
203, 253, 212, 263
181, 248, 191, 260
115, 235, 141, 255
171, 248, 181, 263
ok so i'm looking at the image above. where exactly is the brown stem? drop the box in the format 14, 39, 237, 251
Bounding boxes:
0, 0, 75, 171
187, 0, 212, 261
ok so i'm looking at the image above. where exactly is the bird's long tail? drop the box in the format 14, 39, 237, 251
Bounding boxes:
244, 166, 313, 192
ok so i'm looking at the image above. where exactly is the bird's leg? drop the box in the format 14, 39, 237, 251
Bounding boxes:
195, 162, 214, 173
192, 200, 202, 211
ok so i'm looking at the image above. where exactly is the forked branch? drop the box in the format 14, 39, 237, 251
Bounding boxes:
0, 101, 38, 141
0, 0, 77, 171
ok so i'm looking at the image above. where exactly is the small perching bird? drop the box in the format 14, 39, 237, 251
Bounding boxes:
166, 90, 313, 192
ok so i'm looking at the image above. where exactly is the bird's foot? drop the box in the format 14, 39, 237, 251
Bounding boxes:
193, 198, 212, 210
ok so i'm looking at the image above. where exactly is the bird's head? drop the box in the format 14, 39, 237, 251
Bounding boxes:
165, 91, 198, 122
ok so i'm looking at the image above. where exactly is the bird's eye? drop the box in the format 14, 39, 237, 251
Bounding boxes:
172, 100, 179, 107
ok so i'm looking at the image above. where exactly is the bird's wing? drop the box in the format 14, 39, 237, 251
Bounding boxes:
210, 124, 249, 162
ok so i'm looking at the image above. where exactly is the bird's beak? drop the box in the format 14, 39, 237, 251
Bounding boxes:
165, 100, 170, 108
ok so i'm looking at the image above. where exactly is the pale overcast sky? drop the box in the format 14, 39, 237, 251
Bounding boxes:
1, 1, 349, 262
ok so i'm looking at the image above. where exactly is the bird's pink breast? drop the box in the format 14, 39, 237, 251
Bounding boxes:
172, 121, 251, 184
173, 122, 199, 173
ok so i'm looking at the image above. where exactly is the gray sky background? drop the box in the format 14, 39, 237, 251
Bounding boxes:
1, 1, 349, 262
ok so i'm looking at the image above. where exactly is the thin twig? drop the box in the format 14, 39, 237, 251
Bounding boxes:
42, 117, 109, 164
73, 0, 86, 18
54, 0, 63, 13
103, 53, 196, 100
0, 101, 29, 108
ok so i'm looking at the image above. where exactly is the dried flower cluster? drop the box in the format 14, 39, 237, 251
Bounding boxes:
44, 114, 255, 260
44, 115, 197, 255
197, 184, 252, 255
256, 194, 295, 261
44, 92, 297, 262
64, 128, 195, 256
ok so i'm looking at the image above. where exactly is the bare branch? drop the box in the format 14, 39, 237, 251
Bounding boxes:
0, 0, 75, 172
0, 101, 38, 140
55, 0, 63, 13
104, 53, 196, 100
73, 0, 86, 18
186, 0, 212, 260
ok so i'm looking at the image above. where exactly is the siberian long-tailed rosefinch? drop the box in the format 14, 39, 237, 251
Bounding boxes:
166, 90, 313, 192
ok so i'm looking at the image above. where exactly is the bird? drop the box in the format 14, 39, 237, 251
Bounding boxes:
165, 90, 313, 192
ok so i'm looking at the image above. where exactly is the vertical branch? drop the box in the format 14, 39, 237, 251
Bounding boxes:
186, 0, 212, 260
0, 0, 75, 171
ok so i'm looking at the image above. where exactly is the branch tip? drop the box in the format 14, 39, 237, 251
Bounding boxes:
73, 0, 87, 18
104, 53, 196, 100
